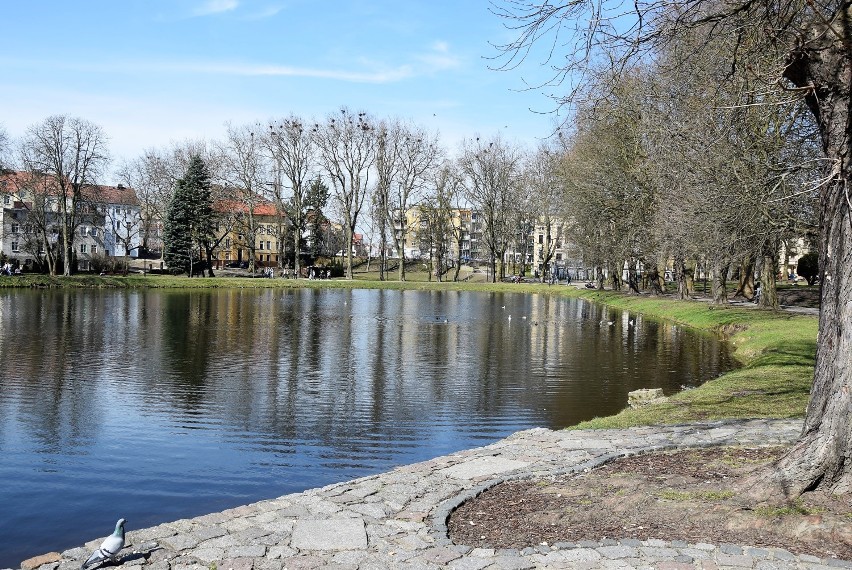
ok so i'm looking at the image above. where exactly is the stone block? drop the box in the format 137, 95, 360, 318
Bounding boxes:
628, 388, 666, 408
439, 457, 530, 480
290, 519, 367, 551
21, 553, 62, 570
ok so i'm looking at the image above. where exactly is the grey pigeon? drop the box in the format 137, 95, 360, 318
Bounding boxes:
80, 518, 126, 569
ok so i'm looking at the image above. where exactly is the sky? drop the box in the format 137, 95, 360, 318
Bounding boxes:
1, 0, 567, 181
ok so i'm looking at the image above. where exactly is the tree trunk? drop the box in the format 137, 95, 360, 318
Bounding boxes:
734, 254, 756, 299
345, 227, 354, 279
453, 239, 462, 282
675, 256, 688, 299
768, 5, 852, 495
758, 251, 779, 310
685, 259, 696, 297
710, 258, 728, 305
646, 262, 664, 295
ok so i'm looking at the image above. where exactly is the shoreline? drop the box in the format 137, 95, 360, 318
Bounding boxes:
20, 418, 838, 570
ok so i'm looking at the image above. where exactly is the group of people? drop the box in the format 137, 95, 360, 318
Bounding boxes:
258, 265, 333, 279
308, 267, 332, 280
1, 263, 18, 276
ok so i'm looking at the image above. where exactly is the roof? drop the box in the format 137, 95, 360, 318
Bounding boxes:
214, 197, 281, 217
0, 170, 140, 206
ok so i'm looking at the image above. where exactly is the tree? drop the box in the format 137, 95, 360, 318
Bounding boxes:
266, 115, 315, 278
303, 179, 331, 260
493, 0, 852, 496
220, 124, 268, 273
119, 139, 218, 258
459, 134, 522, 282
797, 252, 820, 286
163, 156, 214, 276
19, 115, 109, 276
373, 120, 402, 281
313, 108, 376, 279
0, 124, 9, 169
387, 122, 441, 281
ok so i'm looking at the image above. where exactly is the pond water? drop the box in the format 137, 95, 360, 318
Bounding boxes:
0, 288, 734, 565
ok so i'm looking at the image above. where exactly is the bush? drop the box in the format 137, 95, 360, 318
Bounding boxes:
797, 252, 819, 285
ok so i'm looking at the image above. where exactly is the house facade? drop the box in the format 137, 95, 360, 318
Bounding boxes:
0, 170, 142, 272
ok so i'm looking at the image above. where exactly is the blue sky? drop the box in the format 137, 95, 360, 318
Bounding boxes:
1, 0, 565, 177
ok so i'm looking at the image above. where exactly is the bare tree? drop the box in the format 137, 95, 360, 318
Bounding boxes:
313, 108, 376, 279
493, 0, 852, 496
220, 124, 268, 273
266, 115, 315, 277
19, 115, 109, 276
0, 124, 9, 169
388, 122, 441, 281
459, 134, 522, 282
373, 120, 402, 281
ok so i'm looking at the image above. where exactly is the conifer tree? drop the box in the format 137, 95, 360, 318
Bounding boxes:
163, 156, 213, 275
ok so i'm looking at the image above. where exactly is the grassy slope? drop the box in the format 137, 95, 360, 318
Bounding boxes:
2, 273, 817, 429
565, 290, 816, 429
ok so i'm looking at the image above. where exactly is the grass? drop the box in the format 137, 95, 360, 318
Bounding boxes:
566, 291, 817, 430
1, 269, 817, 431
754, 500, 825, 518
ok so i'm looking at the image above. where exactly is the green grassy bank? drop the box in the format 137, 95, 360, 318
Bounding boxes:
1, 273, 817, 429
565, 290, 816, 430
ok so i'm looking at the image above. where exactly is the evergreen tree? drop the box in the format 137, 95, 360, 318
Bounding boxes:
163, 156, 214, 275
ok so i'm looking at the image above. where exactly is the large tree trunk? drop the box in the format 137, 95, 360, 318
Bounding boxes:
758, 250, 779, 310
734, 254, 756, 299
770, 5, 852, 495
675, 256, 688, 299
345, 227, 354, 279
710, 258, 728, 305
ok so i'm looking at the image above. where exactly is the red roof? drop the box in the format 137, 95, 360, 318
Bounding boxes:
0, 170, 139, 205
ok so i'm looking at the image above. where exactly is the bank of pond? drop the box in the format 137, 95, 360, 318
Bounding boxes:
0, 281, 817, 567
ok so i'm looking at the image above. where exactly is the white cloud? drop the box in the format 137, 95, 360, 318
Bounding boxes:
242, 5, 284, 20
416, 41, 462, 73
189, 61, 414, 83
193, 0, 239, 17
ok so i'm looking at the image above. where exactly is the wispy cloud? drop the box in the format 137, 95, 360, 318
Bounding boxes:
193, 0, 239, 17
191, 61, 415, 83
0, 56, 414, 84
242, 4, 284, 20
415, 41, 462, 73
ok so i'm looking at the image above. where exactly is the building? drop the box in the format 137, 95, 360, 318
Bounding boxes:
1, 170, 142, 272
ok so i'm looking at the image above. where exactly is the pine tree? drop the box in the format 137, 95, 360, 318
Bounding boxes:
163, 156, 213, 275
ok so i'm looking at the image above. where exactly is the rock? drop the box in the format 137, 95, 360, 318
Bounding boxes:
21, 553, 62, 570
628, 388, 667, 408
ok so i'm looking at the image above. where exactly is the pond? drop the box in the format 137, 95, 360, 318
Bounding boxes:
0, 288, 734, 565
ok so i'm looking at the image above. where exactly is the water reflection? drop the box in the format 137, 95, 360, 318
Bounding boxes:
0, 288, 733, 566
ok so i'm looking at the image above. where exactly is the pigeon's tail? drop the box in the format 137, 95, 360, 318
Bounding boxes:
80, 549, 107, 570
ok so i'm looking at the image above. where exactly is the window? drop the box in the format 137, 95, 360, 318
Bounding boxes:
91, 228, 98, 238
11, 223, 19, 234
80, 227, 88, 236
3, 195, 9, 205
556, 253, 562, 261
266, 241, 271, 250
91, 245, 98, 254
80, 244, 88, 254
11, 241, 19, 252
538, 234, 543, 244
225, 238, 231, 248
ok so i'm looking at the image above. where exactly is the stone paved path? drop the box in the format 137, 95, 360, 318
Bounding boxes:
21, 419, 852, 570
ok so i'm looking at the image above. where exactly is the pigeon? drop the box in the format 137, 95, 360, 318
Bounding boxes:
81, 519, 126, 569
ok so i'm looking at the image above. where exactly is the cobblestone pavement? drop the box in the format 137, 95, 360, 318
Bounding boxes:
21, 419, 851, 570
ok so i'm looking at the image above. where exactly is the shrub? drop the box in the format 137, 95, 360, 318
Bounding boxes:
797, 252, 819, 285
